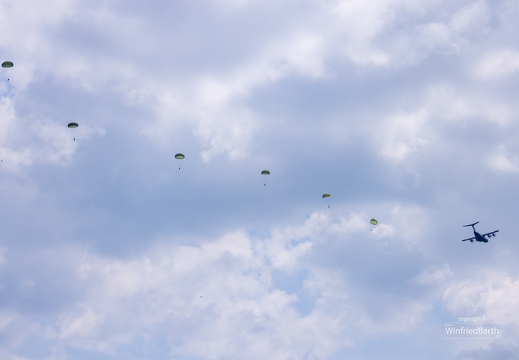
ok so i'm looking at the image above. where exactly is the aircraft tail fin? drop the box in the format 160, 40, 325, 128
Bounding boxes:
463, 221, 479, 228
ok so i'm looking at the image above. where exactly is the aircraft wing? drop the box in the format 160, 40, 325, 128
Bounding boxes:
482, 230, 499, 238
462, 237, 475, 242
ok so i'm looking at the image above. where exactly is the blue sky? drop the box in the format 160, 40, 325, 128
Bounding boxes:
1, 0, 519, 359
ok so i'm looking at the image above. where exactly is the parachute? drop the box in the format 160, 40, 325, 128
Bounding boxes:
322, 193, 331, 208
2, 61, 13, 81
175, 153, 185, 169
68, 122, 78, 141
261, 170, 270, 186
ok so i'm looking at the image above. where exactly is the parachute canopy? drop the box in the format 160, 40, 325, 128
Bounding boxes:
261, 170, 270, 175
67, 122, 79, 128
174, 153, 185, 160
322, 193, 331, 198
370, 218, 378, 225
1, 61, 13, 68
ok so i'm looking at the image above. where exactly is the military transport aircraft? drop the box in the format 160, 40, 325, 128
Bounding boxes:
462, 221, 499, 243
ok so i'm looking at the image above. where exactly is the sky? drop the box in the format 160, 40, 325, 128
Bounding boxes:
1, 0, 519, 359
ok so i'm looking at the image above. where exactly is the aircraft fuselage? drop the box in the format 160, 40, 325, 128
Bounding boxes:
474, 231, 488, 243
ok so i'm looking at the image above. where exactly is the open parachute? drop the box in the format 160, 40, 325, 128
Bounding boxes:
175, 153, 185, 169
322, 193, 331, 208
2, 61, 13, 81
68, 122, 78, 141
261, 170, 270, 186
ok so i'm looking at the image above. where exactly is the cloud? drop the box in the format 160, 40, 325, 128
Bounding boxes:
443, 270, 519, 348
0, 208, 436, 359
0, 94, 105, 171
474, 50, 519, 80
377, 109, 430, 163
414, 264, 453, 285
457, 344, 519, 360
488, 153, 519, 174
32, 230, 339, 358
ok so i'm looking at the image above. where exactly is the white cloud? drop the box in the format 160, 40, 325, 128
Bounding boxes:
488, 153, 519, 174
370, 81, 517, 169
0, 310, 38, 360
59, 307, 104, 341
0, 247, 5, 267
387, 205, 430, 250
443, 271, 519, 325
449, 0, 489, 34
414, 264, 453, 284
0, 209, 436, 358
377, 108, 430, 162
0, 96, 104, 171
0, 97, 32, 169
44, 228, 347, 358
474, 50, 519, 80
0, 0, 78, 89
1, 0, 503, 166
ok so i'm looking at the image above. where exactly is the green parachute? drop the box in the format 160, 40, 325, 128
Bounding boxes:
2, 61, 13, 81
175, 153, 185, 169
322, 193, 331, 208
261, 170, 270, 186
68, 122, 78, 141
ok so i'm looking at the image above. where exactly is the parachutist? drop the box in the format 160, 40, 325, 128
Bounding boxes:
370, 218, 378, 231
68, 123, 78, 142
261, 170, 270, 187
2, 62, 13, 82
175, 153, 185, 170
322, 193, 331, 208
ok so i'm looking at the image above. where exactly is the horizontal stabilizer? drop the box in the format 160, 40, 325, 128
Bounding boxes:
463, 221, 479, 227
